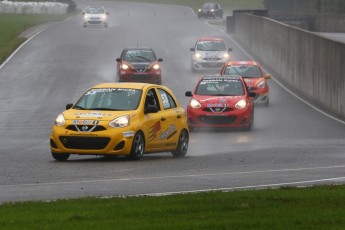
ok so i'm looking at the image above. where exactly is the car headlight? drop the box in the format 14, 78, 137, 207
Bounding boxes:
55, 114, 65, 126
210, 9, 215, 12
190, 99, 201, 109
109, 115, 130, 128
235, 99, 247, 109
194, 52, 202, 60
101, 14, 107, 19
198, 9, 201, 12
223, 53, 229, 59
153, 64, 160, 70
121, 64, 129, 70
257, 81, 266, 89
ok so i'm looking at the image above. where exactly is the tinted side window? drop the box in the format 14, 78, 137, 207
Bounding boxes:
158, 89, 177, 109
145, 88, 160, 111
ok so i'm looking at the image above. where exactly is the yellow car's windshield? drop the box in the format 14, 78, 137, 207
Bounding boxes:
74, 88, 142, 111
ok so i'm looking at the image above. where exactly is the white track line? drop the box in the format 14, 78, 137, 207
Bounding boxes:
1, 165, 344, 188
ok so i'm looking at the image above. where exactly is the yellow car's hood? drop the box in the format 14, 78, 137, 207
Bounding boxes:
63, 109, 134, 122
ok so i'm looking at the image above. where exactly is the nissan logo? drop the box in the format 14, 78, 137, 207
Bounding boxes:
82, 126, 89, 131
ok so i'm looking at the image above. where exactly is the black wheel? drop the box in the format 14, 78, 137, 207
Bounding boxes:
172, 129, 189, 157
52, 152, 70, 161
265, 96, 270, 106
244, 111, 254, 131
128, 131, 145, 160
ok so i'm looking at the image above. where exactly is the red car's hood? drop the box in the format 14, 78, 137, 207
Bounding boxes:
193, 95, 243, 107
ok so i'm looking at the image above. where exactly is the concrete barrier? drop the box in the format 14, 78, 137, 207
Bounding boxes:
0, 1, 68, 14
233, 13, 345, 119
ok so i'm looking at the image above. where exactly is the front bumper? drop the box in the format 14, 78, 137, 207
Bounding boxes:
118, 72, 162, 84
187, 106, 253, 129
50, 125, 135, 156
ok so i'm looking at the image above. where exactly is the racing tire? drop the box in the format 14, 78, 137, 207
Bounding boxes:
171, 129, 189, 157
52, 152, 70, 161
265, 97, 270, 107
128, 131, 145, 160
244, 113, 254, 132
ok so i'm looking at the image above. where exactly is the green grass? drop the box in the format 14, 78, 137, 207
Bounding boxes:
0, 13, 76, 65
1, 185, 345, 229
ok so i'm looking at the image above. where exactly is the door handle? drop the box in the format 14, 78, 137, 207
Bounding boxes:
161, 117, 166, 121
177, 114, 181, 119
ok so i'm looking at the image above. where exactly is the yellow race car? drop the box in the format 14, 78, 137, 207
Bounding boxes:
50, 83, 189, 161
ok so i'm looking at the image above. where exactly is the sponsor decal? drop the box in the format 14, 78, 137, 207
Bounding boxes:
72, 120, 99, 125
207, 103, 228, 107
159, 124, 177, 142
148, 121, 161, 142
74, 112, 112, 118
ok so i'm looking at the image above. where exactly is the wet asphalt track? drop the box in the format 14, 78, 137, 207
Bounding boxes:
0, 0, 345, 202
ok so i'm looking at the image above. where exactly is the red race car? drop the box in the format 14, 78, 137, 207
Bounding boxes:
116, 48, 163, 85
220, 61, 271, 106
185, 75, 256, 131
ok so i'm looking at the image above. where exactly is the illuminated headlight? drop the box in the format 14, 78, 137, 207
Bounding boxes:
190, 99, 201, 109
109, 115, 130, 128
153, 64, 160, 70
235, 99, 247, 109
198, 9, 201, 12
219, 52, 229, 59
211, 9, 215, 12
121, 64, 129, 70
55, 114, 65, 126
101, 14, 107, 19
194, 52, 202, 60
257, 81, 266, 88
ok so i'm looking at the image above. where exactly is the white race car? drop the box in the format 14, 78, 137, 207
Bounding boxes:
82, 6, 109, 28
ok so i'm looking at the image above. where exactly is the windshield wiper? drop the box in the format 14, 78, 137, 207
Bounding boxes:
88, 108, 121, 111
135, 56, 152, 61
73, 105, 86, 110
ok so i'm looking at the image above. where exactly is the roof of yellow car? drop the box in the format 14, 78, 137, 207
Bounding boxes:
92, 82, 156, 89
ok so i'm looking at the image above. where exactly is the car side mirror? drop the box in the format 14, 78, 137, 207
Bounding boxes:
145, 105, 159, 114
158, 58, 163, 62
106, 12, 110, 15
228, 48, 233, 52
264, 74, 271, 79
82, 11, 85, 15
116, 58, 121, 62
66, 103, 73, 110
190, 48, 195, 52
185, 91, 193, 97
248, 92, 256, 98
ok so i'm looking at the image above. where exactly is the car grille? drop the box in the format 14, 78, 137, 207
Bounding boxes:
202, 107, 233, 112
66, 125, 106, 132
88, 21, 102, 24
59, 136, 110, 150
199, 115, 237, 125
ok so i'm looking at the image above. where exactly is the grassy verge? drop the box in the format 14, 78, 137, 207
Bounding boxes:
1, 185, 345, 229
0, 13, 76, 65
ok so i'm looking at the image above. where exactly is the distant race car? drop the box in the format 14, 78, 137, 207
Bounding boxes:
82, 6, 109, 28
50, 82, 189, 161
220, 61, 271, 106
190, 37, 232, 72
198, 2, 223, 19
185, 75, 255, 131
116, 48, 163, 85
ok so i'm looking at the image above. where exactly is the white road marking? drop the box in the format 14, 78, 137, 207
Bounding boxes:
0, 165, 344, 188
